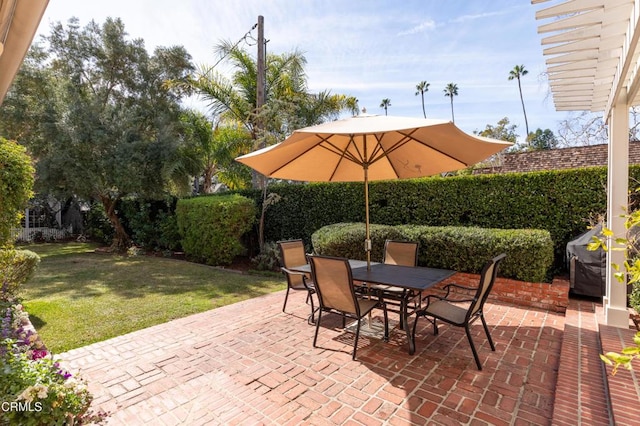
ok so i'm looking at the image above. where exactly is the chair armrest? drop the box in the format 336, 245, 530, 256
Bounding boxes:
280, 267, 307, 277
281, 267, 314, 291
422, 292, 475, 306
443, 282, 476, 298
422, 294, 447, 306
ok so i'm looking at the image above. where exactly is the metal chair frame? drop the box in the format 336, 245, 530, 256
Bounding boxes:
412, 253, 507, 370
309, 255, 389, 360
277, 239, 317, 324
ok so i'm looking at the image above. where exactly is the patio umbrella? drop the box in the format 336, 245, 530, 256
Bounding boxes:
236, 114, 512, 268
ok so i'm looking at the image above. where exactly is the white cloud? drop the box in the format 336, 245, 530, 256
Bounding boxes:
397, 19, 437, 36
449, 10, 509, 24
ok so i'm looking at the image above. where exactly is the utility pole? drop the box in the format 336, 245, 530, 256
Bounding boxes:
257, 15, 265, 130
253, 15, 266, 189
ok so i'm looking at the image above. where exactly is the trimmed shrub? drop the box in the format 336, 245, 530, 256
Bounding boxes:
0, 249, 41, 297
311, 223, 404, 262
176, 194, 256, 265
311, 223, 553, 283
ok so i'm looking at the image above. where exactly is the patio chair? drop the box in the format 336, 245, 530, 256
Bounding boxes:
277, 239, 316, 324
368, 240, 419, 327
309, 255, 389, 360
411, 253, 506, 370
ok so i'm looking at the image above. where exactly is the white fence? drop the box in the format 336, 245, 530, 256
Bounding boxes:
11, 226, 72, 243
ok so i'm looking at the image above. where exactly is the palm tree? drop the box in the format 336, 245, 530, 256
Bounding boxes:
380, 98, 391, 115
508, 64, 530, 140
415, 81, 430, 118
443, 83, 458, 123
182, 42, 355, 187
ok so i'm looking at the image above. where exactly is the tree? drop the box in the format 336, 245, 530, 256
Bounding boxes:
508, 65, 530, 140
0, 138, 34, 247
444, 83, 458, 123
0, 46, 58, 157
474, 117, 518, 143
380, 98, 391, 115
178, 111, 253, 193
178, 110, 216, 194
0, 18, 196, 251
527, 128, 559, 151
209, 124, 253, 190
557, 111, 608, 146
182, 43, 356, 189
415, 81, 430, 118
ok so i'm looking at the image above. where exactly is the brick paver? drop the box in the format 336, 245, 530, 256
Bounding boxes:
61, 290, 567, 425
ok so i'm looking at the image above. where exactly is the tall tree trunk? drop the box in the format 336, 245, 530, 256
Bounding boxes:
99, 194, 130, 252
517, 78, 530, 142
450, 98, 455, 123
421, 94, 426, 118
203, 165, 216, 194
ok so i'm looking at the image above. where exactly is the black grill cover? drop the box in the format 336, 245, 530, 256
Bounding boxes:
566, 224, 606, 297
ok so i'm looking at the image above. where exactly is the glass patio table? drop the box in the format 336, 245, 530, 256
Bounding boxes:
290, 260, 455, 354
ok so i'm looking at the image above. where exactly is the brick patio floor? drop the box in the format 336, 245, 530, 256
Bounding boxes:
60, 289, 572, 425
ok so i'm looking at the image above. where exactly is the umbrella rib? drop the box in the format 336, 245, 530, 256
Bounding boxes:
369, 130, 418, 163
366, 131, 416, 177
316, 134, 366, 181
319, 136, 363, 165
369, 129, 469, 172
397, 129, 470, 165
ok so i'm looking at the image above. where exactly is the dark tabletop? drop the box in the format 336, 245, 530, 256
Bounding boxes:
351, 263, 455, 291
289, 260, 455, 291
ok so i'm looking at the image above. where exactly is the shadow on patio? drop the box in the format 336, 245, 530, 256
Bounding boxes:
60, 288, 575, 425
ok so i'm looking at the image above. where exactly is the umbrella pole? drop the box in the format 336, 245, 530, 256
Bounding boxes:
364, 166, 373, 329
364, 166, 371, 271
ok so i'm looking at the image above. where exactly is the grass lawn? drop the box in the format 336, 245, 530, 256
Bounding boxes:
18, 242, 285, 353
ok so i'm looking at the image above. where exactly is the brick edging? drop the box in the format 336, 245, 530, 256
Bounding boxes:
433, 273, 569, 312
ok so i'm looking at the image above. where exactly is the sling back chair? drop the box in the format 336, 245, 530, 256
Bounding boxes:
277, 239, 316, 324
412, 253, 506, 370
309, 255, 389, 360
368, 240, 419, 328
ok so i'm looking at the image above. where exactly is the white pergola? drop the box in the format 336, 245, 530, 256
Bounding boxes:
533, 0, 640, 327
0, 0, 49, 105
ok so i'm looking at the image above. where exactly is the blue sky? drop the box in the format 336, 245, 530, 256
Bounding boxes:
36, 0, 568, 142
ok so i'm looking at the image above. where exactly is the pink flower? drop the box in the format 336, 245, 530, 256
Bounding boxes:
31, 349, 48, 360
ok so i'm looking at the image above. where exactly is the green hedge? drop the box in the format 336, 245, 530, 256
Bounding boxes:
311, 223, 404, 262
176, 194, 256, 265
0, 249, 41, 297
311, 223, 553, 283
237, 166, 638, 274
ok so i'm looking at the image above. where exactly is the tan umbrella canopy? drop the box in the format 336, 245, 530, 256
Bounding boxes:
0, 0, 49, 105
236, 114, 512, 267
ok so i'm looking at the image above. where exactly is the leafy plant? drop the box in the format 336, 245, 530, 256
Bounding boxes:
600, 332, 640, 375
589, 202, 640, 374
1, 285, 107, 425
251, 241, 280, 271
0, 338, 107, 425
82, 202, 114, 246
118, 198, 181, 252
